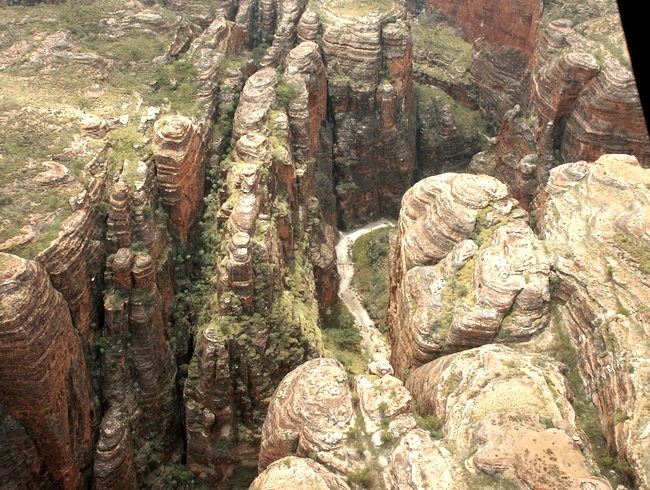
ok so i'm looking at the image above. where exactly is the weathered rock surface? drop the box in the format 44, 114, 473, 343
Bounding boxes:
94, 408, 138, 490
388, 172, 551, 376
415, 85, 483, 178
493, 104, 539, 208
258, 0, 302, 68
561, 65, 650, 166
533, 154, 650, 487
408, 344, 612, 489
319, 0, 416, 226
252, 457, 351, 490
184, 43, 339, 485
0, 403, 58, 490
257, 358, 452, 488
258, 358, 354, 471
426, 0, 543, 54
531, 21, 600, 132
0, 253, 93, 489
153, 115, 211, 243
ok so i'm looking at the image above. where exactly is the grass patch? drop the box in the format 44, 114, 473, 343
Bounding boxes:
323, 297, 366, 375
351, 226, 395, 334
309, 0, 400, 20
414, 413, 444, 439
411, 23, 472, 77
614, 234, 650, 275
414, 83, 487, 137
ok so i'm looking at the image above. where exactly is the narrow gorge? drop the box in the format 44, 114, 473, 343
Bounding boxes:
0, 0, 649, 489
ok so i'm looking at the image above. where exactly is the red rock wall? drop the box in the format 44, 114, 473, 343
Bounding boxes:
0, 253, 93, 489
427, 0, 543, 54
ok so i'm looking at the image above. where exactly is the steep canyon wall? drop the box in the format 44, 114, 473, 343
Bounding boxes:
1, 0, 650, 487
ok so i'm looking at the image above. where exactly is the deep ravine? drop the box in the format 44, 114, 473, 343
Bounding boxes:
334, 219, 395, 374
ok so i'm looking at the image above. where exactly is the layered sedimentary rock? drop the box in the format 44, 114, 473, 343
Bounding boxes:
0, 253, 93, 489
407, 344, 612, 489
318, 0, 415, 226
259, 0, 302, 67
284, 42, 339, 309
94, 408, 137, 490
257, 357, 454, 488
493, 104, 539, 208
258, 358, 354, 470
472, 40, 533, 130
153, 115, 211, 243
0, 403, 58, 490
252, 457, 351, 490
533, 154, 650, 487
561, 65, 650, 166
186, 17, 248, 115
528, 18, 650, 169
531, 22, 600, 132
388, 173, 550, 377
184, 43, 339, 484
415, 85, 483, 177
417, 0, 543, 129
426, 0, 543, 54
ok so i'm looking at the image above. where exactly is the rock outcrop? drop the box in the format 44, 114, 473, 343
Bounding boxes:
317, 0, 416, 226
257, 358, 445, 488
561, 65, 650, 166
387, 173, 550, 377
533, 154, 650, 487
99, 169, 181, 483
0, 253, 93, 489
153, 115, 211, 244
258, 358, 354, 470
252, 457, 351, 490
94, 408, 138, 490
493, 104, 539, 208
184, 43, 338, 485
407, 344, 612, 489
415, 84, 484, 177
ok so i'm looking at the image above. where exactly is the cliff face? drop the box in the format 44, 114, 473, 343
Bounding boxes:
152, 116, 211, 244
387, 173, 550, 377
533, 154, 650, 487
183, 41, 339, 485
561, 65, 650, 165
314, 0, 416, 227
0, 254, 93, 489
2, 0, 650, 487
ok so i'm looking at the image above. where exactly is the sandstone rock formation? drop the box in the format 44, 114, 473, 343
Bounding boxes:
407, 344, 612, 489
415, 84, 484, 177
3, 0, 650, 487
258, 358, 354, 470
493, 104, 539, 208
94, 408, 138, 490
388, 173, 550, 377
0, 253, 93, 489
184, 43, 339, 485
252, 457, 351, 490
153, 116, 210, 244
561, 65, 650, 166
317, 0, 416, 226
0, 403, 58, 490
256, 357, 454, 488
533, 154, 650, 487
